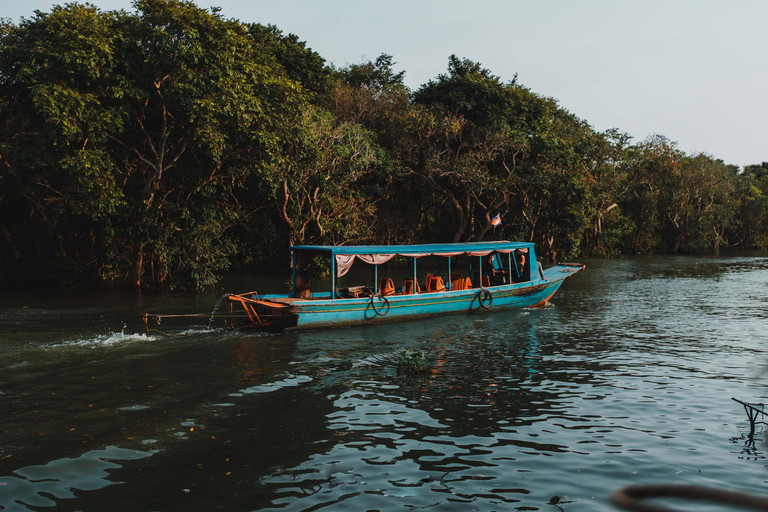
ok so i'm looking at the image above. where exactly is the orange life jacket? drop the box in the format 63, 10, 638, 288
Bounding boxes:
403, 278, 421, 295
380, 278, 395, 296
427, 275, 445, 293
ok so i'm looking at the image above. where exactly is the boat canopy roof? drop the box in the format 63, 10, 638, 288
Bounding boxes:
291, 242, 534, 278
291, 241, 532, 257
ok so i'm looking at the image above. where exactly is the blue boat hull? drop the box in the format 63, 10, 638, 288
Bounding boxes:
292, 280, 562, 330
236, 264, 582, 332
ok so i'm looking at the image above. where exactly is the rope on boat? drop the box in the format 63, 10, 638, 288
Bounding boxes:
144, 313, 258, 320
143, 313, 284, 323
141, 292, 285, 336
140, 311, 284, 338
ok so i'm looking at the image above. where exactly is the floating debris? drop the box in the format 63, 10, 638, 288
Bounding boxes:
397, 349, 431, 376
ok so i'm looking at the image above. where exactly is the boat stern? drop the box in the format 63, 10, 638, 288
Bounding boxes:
227, 293, 299, 331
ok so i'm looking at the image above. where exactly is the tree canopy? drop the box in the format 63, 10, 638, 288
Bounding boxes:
0, 1, 765, 289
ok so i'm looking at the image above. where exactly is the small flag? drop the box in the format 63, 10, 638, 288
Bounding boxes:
490, 214, 502, 227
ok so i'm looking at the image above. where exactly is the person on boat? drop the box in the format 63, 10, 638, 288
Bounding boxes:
514, 252, 528, 283
295, 277, 312, 299
486, 253, 508, 285
484, 254, 496, 285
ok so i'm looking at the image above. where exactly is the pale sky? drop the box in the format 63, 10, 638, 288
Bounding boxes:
4, 0, 767, 168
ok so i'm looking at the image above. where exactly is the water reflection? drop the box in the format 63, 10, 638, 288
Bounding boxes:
255, 311, 608, 510
2, 255, 768, 510
0, 447, 152, 511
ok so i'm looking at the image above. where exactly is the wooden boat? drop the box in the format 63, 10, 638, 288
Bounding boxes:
227, 241, 584, 332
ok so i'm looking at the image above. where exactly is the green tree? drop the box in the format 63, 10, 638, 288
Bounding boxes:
578, 128, 633, 256
410, 56, 524, 242
732, 162, 768, 249
0, 3, 126, 282
247, 23, 333, 100
0, 0, 310, 288
657, 154, 737, 252
276, 108, 382, 247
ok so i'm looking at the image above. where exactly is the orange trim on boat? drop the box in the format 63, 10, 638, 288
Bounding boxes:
529, 289, 557, 307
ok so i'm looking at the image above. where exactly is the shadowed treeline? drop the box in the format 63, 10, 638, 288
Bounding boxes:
1, 0, 766, 289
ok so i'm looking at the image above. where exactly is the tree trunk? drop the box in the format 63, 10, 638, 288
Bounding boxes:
0, 224, 20, 262
450, 189, 472, 242
132, 245, 143, 287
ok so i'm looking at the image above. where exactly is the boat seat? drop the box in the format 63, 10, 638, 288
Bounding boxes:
426, 274, 445, 293
341, 286, 368, 298
452, 277, 472, 291
403, 278, 421, 295
380, 278, 395, 297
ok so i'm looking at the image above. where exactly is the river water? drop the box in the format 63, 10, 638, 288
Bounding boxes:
1, 255, 768, 511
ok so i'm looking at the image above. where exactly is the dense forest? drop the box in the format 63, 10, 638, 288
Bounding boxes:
1, 0, 767, 290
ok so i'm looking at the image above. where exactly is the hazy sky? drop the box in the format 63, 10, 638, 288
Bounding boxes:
5, 0, 767, 168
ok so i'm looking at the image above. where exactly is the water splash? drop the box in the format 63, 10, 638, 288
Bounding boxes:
207, 293, 232, 330
59, 324, 156, 347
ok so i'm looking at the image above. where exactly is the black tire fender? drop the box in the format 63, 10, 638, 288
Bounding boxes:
478, 288, 493, 309
371, 294, 390, 316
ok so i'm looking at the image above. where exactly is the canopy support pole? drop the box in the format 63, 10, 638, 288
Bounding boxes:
330, 256, 336, 299
477, 256, 483, 288
513, 250, 520, 280
374, 265, 378, 294
448, 257, 452, 290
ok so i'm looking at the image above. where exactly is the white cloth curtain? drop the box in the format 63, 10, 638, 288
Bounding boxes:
335, 254, 397, 277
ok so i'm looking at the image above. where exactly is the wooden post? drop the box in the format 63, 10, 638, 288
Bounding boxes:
291, 250, 297, 297
447, 257, 452, 290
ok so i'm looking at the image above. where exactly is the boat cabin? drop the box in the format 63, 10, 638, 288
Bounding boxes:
290, 241, 539, 299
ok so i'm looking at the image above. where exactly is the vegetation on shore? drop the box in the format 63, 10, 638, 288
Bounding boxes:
1, 0, 766, 290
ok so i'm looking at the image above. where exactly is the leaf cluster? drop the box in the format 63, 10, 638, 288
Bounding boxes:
1, 1, 765, 290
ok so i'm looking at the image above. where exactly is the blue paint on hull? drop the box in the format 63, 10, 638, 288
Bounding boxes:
246, 268, 581, 331
291, 279, 563, 330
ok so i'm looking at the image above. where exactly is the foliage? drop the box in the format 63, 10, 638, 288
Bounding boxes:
397, 349, 431, 376
0, 2, 765, 290
0, 0, 309, 288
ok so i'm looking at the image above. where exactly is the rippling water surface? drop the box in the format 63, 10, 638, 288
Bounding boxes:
1, 255, 768, 511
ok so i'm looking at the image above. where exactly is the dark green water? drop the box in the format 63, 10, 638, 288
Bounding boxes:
1, 255, 768, 511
